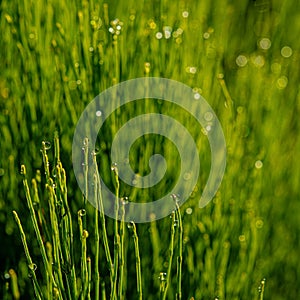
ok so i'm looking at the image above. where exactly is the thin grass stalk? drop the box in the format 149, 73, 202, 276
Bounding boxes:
93, 170, 100, 300
175, 202, 183, 300
21, 165, 63, 299
259, 278, 266, 300
87, 257, 92, 300
12, 211, 43, 300
101, 282, 107, 300
41, 141, 51, 184
41, 143, 66, 297
118, 199, 126, 300
56, 164, 77, 299
129, 221, 142, 300
162, 211, 176, 300
46, 182, 66, 298
93, 156, 114, 279
46, 242, 53, 300
78, 209, 89, 300
8, 269, 20, 300
31, 178, 51, 243
111, 164, 120, 300
83, 138, 89, 228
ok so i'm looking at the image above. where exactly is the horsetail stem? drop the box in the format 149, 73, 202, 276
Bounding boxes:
111, 164, 120, 300
258, 278, 266, 300
162, 211, 176, 300
46, 242, 53, 300
40, 141, 51, 184
46, 182, 66, 298
93, 170, 100, 300
20, 165, 63, 300
82, 137, 89, 227
12, 211, 43, 300
8, 269, 20, 300
56, 163, 77, 299
118, 198, 126, 300
175, 201, 183, 300
87, 257, 92, 300
93, 154, 114, 279
78, 209, 89, 299
128, 221, 143, 300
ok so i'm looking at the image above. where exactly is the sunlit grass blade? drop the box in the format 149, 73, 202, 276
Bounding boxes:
12, 211, 43, 300
162, 211, 176, 300
128, 221, 143, 300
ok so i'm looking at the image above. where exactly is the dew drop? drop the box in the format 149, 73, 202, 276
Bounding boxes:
78, 209, 86, 216
121, 197, 129, 205
186, 207, 193, 215
159, 272, 167, 281
111, 162, 118, 171
281, 46, 292, 58
252, 55, 265, 67
276, 76, 288, 89
96, 110, 102, 117
194, 93, 200, 100
127, 221, 134, 229
259, 37, 271, 50
255, 160, 263, 169
206, 125, 212, 132
163, 26, 172, 39
155, 32, 163, 39
182, 11, 189, 18
203, 32, 210, 39
236, 55, 248, 67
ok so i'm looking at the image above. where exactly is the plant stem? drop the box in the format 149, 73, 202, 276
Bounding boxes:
78, 209, 89, 300
118, 199, 126, 300
12, 211, 43, 300
93, 170, 100, 300
21, 165, 63, 300
93, 155, 114, 281
175, 202, 183, 300
129, 221, 143, 300
162, 211, 176, 300
111, 165, 120, 300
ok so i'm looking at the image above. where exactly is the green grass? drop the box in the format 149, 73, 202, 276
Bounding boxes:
1, 0, 300, 299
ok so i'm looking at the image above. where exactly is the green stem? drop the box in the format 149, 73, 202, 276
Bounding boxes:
13, 211, 43, 300
162, 211, 176, 300
175, 202, 183, 300
21, 165, 63, 300
118, 199, 126, 299
93, 155, 114, 280
129, 221, 142, 300
78, 209, 89, 300
93, 170, 100, 300
111, 165, 120, 300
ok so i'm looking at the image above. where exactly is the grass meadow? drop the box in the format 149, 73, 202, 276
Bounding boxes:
1, 0, 300, 299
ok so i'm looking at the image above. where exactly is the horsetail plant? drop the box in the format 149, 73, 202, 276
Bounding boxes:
13, 135, 190, 299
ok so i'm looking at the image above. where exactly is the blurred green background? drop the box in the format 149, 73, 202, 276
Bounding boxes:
0, 0, 299, 299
